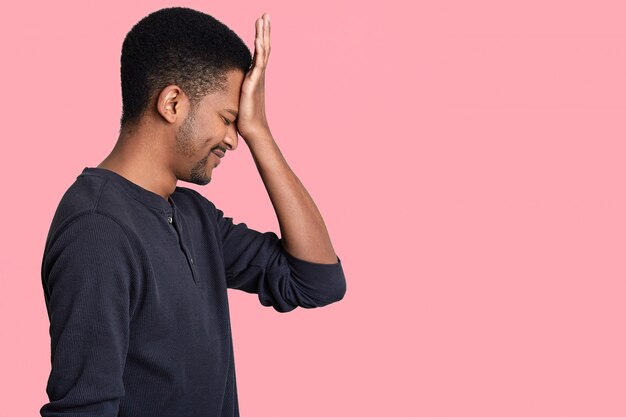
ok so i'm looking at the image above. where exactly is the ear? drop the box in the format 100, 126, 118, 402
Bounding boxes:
156, 85, 187, 124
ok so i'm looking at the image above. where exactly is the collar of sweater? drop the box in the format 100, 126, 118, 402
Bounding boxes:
81, 167, 176, 214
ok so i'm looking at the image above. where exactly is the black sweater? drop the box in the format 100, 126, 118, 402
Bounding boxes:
40, 167, 346, 417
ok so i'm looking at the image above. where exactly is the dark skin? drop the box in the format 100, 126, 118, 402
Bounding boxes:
99, 13, 338, 264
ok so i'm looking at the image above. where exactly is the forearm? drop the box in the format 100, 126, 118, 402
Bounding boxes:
246, 130, 338, 264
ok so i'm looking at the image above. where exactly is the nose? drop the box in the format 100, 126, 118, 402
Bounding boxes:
223, 129, 238, 152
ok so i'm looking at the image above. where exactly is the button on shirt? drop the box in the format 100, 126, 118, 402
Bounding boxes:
40, 167, 346, 417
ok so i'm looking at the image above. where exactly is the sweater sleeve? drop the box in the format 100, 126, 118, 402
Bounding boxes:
40, 213, 139, 417
213, 204, 347, 313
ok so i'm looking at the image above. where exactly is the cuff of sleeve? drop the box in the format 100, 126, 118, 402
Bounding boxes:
281, 249, 346, 306
282, 250, 342, 267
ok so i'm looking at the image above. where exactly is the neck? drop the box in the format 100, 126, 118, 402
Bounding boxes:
97, 124, 177, 201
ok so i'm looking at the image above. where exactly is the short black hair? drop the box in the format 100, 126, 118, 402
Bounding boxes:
119, 7, 252, 128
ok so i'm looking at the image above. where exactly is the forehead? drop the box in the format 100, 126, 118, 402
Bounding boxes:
198, 69, 244, 110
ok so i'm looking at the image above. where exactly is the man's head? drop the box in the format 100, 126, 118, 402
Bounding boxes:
119, 7, 251, 184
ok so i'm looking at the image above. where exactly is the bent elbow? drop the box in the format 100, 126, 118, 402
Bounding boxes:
322, 275, 347, 305
299, 270, 347, 308
280, 251, 348, 309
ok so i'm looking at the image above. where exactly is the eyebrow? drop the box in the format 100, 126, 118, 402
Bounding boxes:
225, 109, 238, 120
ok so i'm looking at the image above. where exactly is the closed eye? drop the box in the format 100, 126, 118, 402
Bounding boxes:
222, 117, 232, 126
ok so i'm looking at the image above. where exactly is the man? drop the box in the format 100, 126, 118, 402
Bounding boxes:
40, 7, 346, 417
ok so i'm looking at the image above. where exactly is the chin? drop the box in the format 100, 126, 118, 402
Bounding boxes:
188, 166, 212, 185
194, 177, 211, 186
192, 173, 212, 185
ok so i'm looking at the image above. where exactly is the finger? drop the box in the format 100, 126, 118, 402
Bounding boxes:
251, 18, 264, 71
256, 17, 268, 66
256, 17, 263, 52
255, 22, 265, 63
263, 13, 270, 60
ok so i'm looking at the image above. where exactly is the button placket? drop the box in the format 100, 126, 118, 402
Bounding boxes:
169, 209, 200, 287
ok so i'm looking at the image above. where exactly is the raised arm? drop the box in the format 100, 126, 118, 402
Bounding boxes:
236, 13, 339, 265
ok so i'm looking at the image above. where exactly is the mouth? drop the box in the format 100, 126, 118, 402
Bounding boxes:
212, 148, 225, 158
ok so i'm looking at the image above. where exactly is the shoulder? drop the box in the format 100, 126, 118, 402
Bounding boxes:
46, 211, 135, 254
41, 211, 143, 286
44, 173, 147, 264
45, 173, 108, 244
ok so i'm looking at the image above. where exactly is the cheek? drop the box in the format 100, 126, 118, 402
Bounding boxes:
195, 119, 220, 150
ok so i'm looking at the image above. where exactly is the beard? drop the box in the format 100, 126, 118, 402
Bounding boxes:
175, 107, 212, 185
189, 153, 212, 185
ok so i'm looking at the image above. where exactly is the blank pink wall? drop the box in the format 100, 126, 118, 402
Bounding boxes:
1, 0, 625, 416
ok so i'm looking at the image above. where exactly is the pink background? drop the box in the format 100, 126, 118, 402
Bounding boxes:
1, 0, 625, 416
